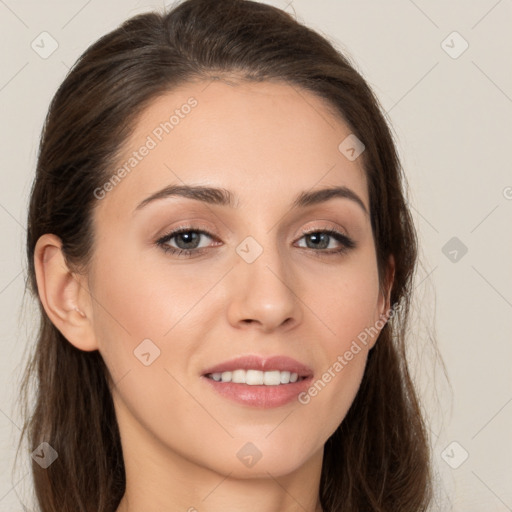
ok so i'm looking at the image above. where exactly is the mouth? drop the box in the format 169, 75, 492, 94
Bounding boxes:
201, 355, 313, 408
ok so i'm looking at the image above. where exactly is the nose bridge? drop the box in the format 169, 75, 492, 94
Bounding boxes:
226, 231, 302, 331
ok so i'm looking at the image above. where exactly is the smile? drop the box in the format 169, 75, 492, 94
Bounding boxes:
206, 369, 304, 385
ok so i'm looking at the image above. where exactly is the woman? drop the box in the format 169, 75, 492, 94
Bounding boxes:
21, 0, 432, 510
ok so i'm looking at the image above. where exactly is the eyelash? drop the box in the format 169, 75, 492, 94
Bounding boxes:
155, 225, 356, 258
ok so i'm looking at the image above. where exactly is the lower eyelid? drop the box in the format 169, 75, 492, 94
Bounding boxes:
157, 228, 355, 253
299, 229, 354, 243
159, 230, 215, 248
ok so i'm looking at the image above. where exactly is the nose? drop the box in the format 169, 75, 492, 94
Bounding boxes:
225, 243, 303, 333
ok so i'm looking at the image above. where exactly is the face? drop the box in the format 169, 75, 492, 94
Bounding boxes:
86, 79, 390, 478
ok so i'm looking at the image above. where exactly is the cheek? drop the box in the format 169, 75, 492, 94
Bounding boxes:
308, 251, 382, 350
296, 257, 381, 435
88, 242, 216, 376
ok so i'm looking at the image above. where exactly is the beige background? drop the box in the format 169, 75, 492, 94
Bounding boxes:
1, 0, 511, 510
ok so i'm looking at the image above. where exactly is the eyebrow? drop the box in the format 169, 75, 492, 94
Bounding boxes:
134, 183, 368, 215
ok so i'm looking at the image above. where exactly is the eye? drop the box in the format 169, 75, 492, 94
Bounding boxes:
155, 226, 356, 258
295, 228, 356, 256
156, 226, 217, 257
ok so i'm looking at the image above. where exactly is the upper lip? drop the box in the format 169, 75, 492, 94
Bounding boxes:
202, 355, 313, 378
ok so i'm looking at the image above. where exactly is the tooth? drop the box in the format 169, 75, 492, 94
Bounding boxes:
263, 370, 281, 386
231, 369, 246, 384
279, 371, 291, 384
221, 371, 232, 383
209, 369, 305, 385
245, 370, 264, 385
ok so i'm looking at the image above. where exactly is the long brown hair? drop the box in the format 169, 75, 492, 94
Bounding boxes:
21, 0, 432, 510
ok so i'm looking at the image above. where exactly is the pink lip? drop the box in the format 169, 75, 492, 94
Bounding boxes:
201, 355, 314, 409
202, 355, 313, 378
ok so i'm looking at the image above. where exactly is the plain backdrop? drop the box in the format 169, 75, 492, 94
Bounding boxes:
1, 1, 511, 510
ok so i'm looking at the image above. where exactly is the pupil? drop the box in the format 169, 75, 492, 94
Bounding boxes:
307, 233, 328, 249
177, 232, 200, 249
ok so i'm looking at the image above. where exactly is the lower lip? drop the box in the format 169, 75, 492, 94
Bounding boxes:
201, 376, 312, 408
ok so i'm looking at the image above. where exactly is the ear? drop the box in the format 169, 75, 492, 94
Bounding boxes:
34, 233, 98, 351
378, 254, 395, 318
369, 254, 396, 349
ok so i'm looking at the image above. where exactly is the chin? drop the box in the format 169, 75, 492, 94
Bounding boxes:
197, 435, 322, 479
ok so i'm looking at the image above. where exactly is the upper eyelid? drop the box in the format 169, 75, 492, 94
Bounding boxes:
158, 226, 217, 242
157, 225, 353, 245
158, 224, 348, 236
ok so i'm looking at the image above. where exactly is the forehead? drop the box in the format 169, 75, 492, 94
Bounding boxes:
96, 78, 369, 217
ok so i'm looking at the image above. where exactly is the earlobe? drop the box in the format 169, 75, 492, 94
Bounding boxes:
34, 234, 98, 352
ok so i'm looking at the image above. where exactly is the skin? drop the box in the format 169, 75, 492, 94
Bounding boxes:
34, 78, 394, 512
